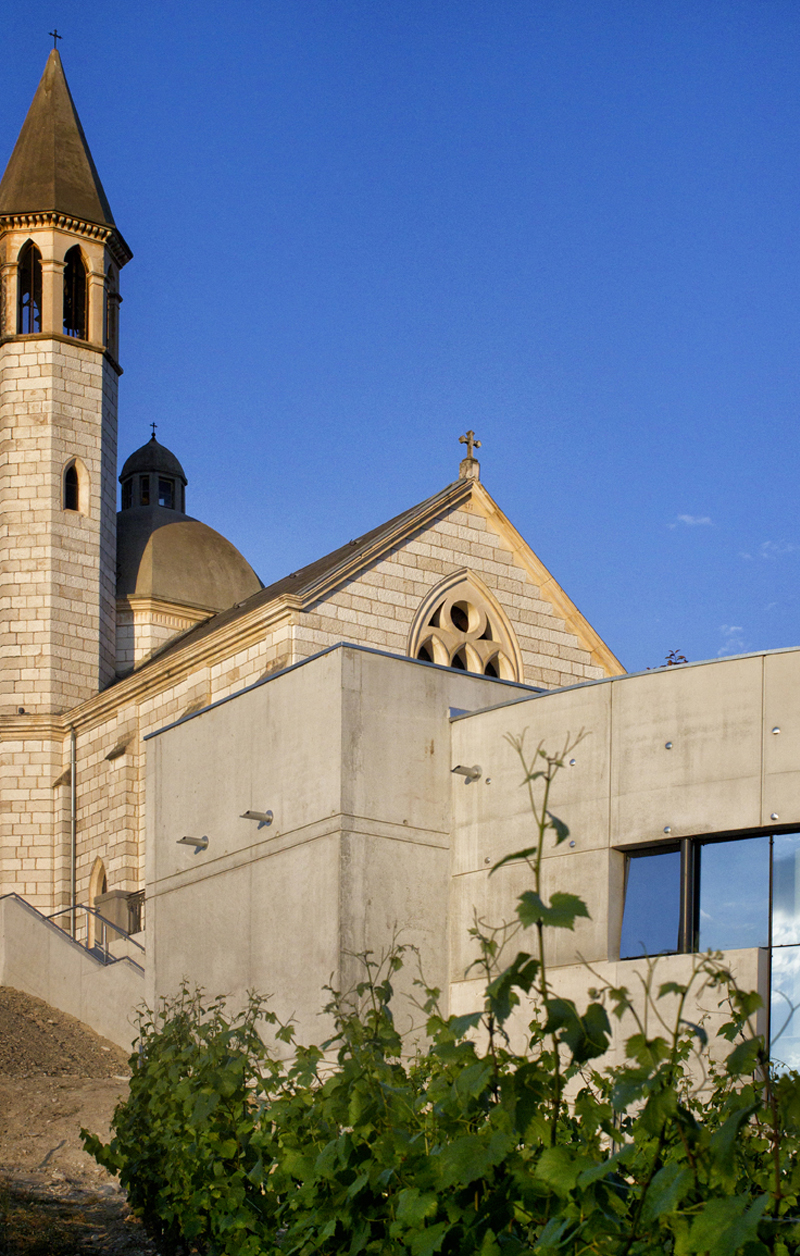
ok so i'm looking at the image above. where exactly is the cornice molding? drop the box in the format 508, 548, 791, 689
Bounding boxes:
0, 330, 123, 374
0, 211, 132, 266
117, 595, 216, 623
0, 713, 64, 740
61, 598, 300, 736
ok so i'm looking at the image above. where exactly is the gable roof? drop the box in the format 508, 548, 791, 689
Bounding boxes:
129, 475, 623, 678
137, 478, 476, 665
0, 51, 116, 228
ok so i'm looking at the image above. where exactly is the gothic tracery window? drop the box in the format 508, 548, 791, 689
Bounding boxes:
17, 242, 42, 334
409, 575, 520, 681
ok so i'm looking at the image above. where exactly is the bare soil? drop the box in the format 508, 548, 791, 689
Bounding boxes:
0, 987, 157, 1254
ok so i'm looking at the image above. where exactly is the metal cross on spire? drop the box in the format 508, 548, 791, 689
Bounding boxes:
49, 29, 62, 49
459, 430, 481, 460
150, 422, 158, 439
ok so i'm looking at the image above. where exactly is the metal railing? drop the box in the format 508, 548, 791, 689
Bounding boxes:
46, 903, 146, 966
127, 889, 146, 934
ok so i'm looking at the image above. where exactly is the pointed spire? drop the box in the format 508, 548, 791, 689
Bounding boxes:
0, 50, 115, 227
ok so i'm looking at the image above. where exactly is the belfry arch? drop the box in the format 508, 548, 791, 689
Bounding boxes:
16, 240, 42, 334
408, 570, 523, 681
63, 245, 87, 338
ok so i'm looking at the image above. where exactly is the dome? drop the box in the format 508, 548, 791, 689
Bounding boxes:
117, 506, 262, 612
120, 434, 187, 485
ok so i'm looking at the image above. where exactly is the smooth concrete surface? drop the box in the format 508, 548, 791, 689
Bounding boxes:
146, 647, 525, 1043
141, 645, 800, 1062
451, 652, 800, 985
0, 894, 144, 1051
450, 949, 768, 1073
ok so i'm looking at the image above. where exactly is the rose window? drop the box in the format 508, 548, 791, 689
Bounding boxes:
411, 580, 519, 680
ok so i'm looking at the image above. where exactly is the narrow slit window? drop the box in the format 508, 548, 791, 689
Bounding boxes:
17, 242, 42, 334
63, 247, 88, 339
140, 475, 150, 506
64, 465, 79, 511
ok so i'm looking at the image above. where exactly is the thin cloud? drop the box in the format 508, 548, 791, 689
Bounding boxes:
718, 624, 745, 657
759, 540, 800, 560
668, 514, 713, 529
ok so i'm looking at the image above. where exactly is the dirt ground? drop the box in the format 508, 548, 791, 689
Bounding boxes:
0, 986, 158, 1254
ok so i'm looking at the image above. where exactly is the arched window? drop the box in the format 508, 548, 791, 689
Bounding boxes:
408, 572, 522, 681
17, 242, 42, 334
88, 857, 108, 950
64, 464, 79, 511
63, 246, 87, 339
62, 458, 88, 514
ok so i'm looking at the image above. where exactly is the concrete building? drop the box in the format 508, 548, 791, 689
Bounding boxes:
1, 54, 797, 1069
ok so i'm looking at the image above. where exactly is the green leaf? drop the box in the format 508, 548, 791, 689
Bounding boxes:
437, 1131, 513, 1189
409, 1220, 450, 1256
448, 1012, 483, 1038
490, 846, 539, 875
396, 1187, 439, 1227
534, 1146, 581, 1197
517, 891, 589, 931
709, 1101, 761, 1180
533, 1217, 575, 1250
190, 1089, 220, 1124
726, 1037, 762, 1077
544, 998, 610, 1063
486, 952, 539, 1022
684, 1194, 769, 1255
641, 1162, 693, 1223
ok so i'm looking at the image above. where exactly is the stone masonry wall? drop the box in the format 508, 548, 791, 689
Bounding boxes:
291, 505, 606, 689
1, 495, 609, 914
0, 339, 117, 714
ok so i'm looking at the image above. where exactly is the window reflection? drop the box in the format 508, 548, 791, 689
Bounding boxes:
698, 836, 769, 953
619, 829, 800, 1071
620, 848, 680, 959
771, 833, 800, 1071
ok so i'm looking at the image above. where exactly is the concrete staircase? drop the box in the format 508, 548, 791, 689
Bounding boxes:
0, 894, 145, 1051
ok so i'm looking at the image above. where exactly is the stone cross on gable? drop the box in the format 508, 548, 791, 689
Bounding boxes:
459, 430, 481, 459
458, 430, 481, 481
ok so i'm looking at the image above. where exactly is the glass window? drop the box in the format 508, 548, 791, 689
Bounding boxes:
140, 475, 150, 506
158, 478, 174, 509
121, 480, 132, 510
771, 833, 800, 1071
698, 836, 769, 952
620, 848, 681, 958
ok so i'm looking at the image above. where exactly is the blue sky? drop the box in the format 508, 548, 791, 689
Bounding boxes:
3, 2, 800, 673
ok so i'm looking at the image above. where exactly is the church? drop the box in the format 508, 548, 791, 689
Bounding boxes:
1, 52, 799, 1073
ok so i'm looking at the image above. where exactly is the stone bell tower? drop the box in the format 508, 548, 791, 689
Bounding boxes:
0, 51, 132, 714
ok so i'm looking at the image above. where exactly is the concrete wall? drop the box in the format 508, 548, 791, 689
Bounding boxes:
448, 650, 800, 1044
145, 646, 529, 1043
0, 893, 144, 1051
